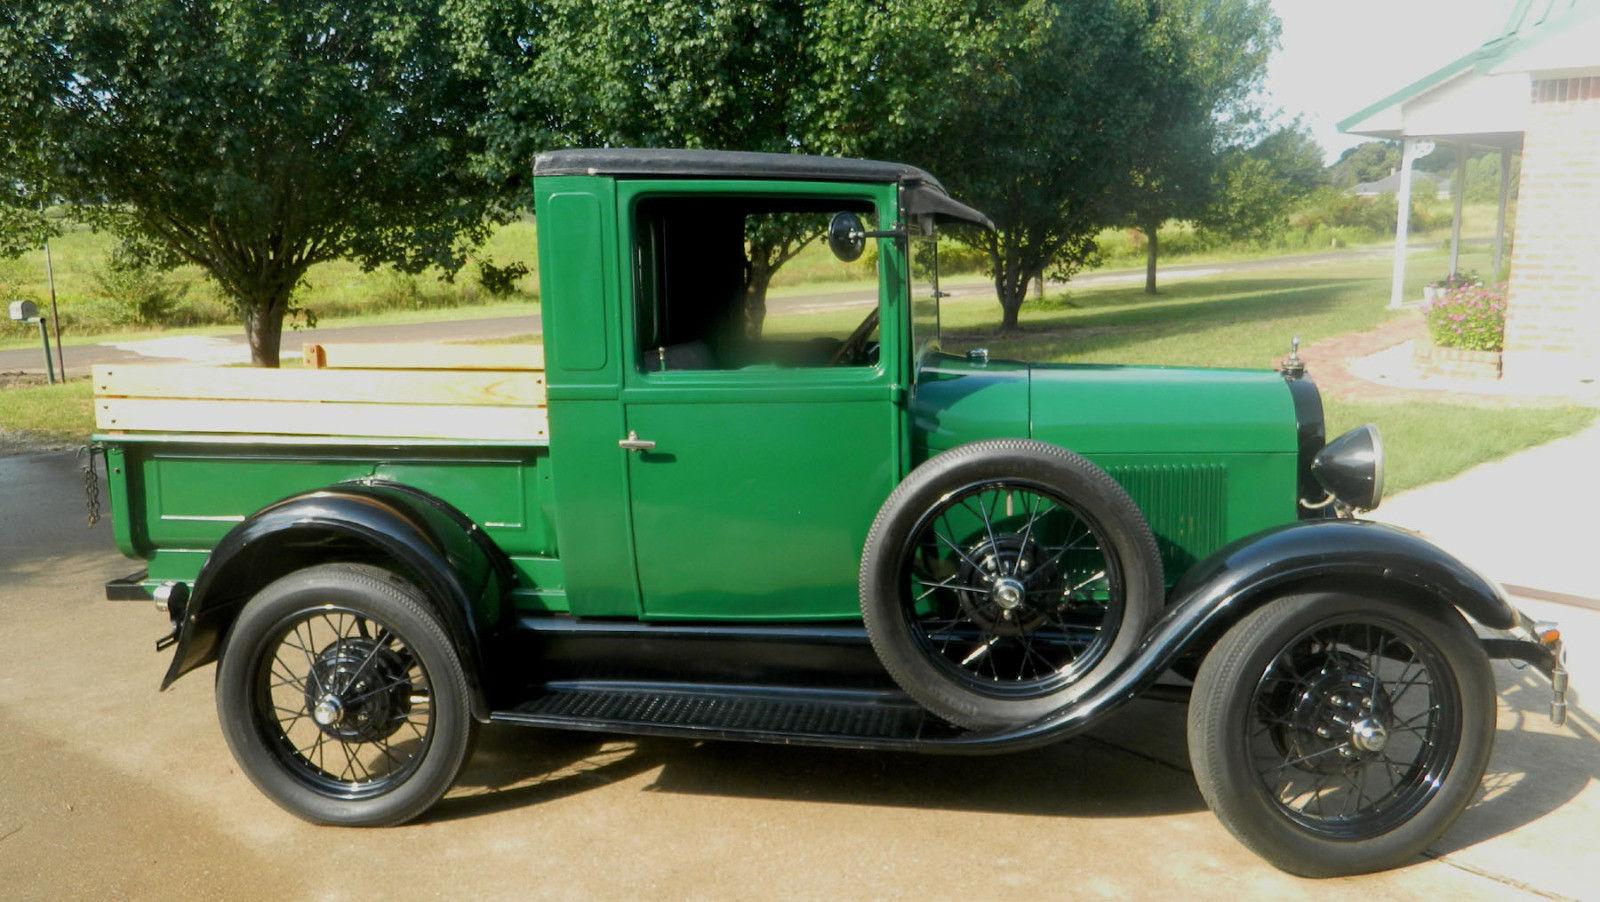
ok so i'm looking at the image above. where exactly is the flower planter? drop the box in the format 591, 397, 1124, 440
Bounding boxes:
1413, 341, 1502, 380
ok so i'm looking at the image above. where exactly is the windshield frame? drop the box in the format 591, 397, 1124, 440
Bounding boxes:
908, 213, 943, 374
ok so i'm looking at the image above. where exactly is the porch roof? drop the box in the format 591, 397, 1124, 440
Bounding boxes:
1339, 0, 1598, 146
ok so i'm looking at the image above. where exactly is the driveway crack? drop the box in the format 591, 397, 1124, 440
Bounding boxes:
1421, 849, 1572, 900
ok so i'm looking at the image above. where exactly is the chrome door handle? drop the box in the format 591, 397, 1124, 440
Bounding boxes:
618, 431, 656, 451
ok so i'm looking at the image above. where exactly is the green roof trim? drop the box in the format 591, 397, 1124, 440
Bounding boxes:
1339, 0, 1598, 134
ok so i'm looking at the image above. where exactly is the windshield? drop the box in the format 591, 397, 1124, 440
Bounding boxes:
909, 217, 941, 362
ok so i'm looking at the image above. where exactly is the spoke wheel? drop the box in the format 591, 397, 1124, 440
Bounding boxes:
1246, 617, 1459, 839
859, 440, 1164, 730
900, 479, 1126, 698
217, 563, 476, 826
1188, 592, 1495, 878
252, 606, 435, 799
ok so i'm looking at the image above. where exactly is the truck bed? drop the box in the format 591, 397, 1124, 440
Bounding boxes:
92, 342, 548, 443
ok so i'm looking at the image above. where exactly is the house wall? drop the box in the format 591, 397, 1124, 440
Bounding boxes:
1502, 76, 1600, 382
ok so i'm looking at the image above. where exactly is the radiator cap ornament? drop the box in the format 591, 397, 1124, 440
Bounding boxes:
1280, 335, 1305, 378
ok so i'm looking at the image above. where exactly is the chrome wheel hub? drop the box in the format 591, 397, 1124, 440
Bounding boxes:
1350, 718, 1389, 753
992, 578, 1026, 611
312, 695, 344, 727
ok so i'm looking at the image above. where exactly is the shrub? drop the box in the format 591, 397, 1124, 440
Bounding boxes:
1426, 269, 1482, 291
1425, 282, 1506, 352
89, 248, 190, 326
477, 259, 530, 297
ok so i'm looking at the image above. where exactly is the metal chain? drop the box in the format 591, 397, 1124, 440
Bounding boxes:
78, 443, 103, 527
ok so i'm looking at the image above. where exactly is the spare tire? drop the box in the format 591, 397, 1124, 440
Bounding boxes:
859, 440, 1164, 730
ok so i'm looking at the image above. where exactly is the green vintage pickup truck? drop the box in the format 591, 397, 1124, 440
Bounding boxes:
98, 149, 1566, 877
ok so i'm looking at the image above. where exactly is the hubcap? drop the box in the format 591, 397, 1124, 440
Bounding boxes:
312, 695, 344, 727
992, 578, 1026, 611
1350, 718, 1389, 753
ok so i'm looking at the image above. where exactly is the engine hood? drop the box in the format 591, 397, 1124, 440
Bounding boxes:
1028, 362, 1297, 454
911, 354, 1299, 457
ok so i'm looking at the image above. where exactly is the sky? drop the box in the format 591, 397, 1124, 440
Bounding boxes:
1264, 0, 1513, 162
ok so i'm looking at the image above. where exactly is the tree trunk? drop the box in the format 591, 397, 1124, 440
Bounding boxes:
997, 276, 1025, 332
745, 254, 774, 337
1144, 222, 1159, 295
245, 293, 291, 367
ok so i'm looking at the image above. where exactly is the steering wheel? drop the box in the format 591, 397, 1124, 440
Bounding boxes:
828, 307, 881, 366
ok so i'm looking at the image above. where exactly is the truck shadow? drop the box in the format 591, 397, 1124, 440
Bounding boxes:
433, 670, 1600, 846
1428, 668, 1600, 855
432, 699, 1205, 823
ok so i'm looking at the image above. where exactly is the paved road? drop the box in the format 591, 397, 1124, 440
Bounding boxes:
0, 448, 1594, 898
0, 242, 1461, 377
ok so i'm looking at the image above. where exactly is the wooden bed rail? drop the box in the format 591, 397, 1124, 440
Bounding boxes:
302, 342, 544, 371
93, 359, 548, 442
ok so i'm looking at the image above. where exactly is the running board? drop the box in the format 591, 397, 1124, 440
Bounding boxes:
491, 681, 965, 750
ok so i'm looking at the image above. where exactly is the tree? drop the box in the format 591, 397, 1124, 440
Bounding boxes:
0, 147, 58, 259
916, 0, 1166, 330
468, 0, 820, 333
1326, 141, 1400, 188
0, 0, 501, 365
1201, 122, 1324, 241
1118, 0, 1280, 294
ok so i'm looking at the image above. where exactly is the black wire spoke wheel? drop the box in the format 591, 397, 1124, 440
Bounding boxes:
901, 479, 1126, 698
252, 605, 435, 799
1246, 616, 1459, 838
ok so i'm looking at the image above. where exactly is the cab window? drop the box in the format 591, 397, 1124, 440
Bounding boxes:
632, 195, 880, 372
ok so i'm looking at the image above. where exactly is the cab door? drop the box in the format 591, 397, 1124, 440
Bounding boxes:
618, 180, 905, 620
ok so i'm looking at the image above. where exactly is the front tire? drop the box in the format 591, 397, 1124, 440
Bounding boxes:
1187, 592, 1495, 877
215, 563, 477, 826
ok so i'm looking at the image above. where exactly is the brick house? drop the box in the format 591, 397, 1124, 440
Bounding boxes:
1340, 0, 1600, 384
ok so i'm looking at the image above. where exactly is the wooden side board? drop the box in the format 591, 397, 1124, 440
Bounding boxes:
96, 397, 547, 441
95, 364, 545, 406
303, 342, 545, 371
92, 362, 549, 443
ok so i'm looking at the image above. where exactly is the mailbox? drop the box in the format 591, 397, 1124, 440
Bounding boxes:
8, 299, 40, 322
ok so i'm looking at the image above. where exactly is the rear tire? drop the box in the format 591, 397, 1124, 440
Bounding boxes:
215, 562, 477, 826
1187, 592, 1495, 877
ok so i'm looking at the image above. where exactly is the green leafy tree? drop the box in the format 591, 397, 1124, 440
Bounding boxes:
1118, 0, 1280, 294
480, 0, 818, 333
918, 0, 1165, 330
1201, 122, 1325, 241
0, 146, 58, 259
0, 0, 501, 365
1326, 141, 1400, 188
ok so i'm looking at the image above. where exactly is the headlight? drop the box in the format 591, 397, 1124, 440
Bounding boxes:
1310, 423, 1385, 512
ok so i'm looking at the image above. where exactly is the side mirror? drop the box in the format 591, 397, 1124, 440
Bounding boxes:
827, 211, 866, 263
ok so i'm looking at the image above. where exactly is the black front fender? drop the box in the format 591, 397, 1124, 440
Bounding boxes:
920, 518, 1516, 753
159, 480, 511, 719
1167, 518, 1516, 632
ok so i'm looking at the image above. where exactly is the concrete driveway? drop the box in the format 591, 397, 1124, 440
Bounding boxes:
0, 448, 1594, 899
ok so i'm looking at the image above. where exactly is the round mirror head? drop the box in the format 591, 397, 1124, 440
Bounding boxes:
827, 211, 866, 263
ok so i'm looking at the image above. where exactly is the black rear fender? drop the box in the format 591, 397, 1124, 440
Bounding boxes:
159, 480, 511, 720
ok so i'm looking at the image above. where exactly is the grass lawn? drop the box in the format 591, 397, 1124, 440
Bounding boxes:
0, 379, 95, 447
0, 219, 541, 349
1324, 399, 1595, 495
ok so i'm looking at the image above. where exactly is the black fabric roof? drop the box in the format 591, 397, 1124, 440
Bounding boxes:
534, 147, 945, 191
